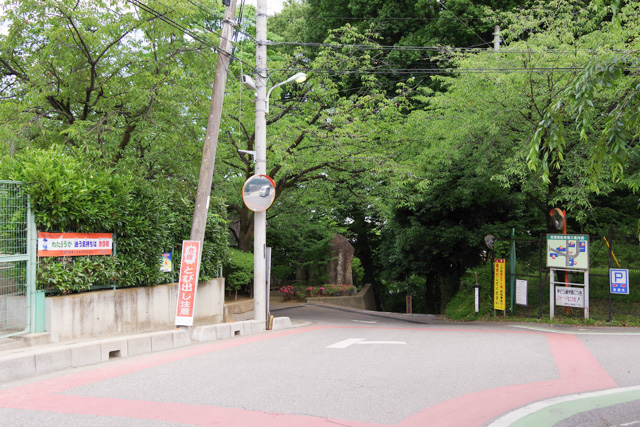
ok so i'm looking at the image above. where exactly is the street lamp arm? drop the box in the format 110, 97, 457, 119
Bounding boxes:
265, 72, 307, 114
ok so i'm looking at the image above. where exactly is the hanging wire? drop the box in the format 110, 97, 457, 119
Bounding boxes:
125, 0, 255, 71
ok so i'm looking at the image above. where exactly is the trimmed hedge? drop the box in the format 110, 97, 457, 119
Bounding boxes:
1, 146, 229, 293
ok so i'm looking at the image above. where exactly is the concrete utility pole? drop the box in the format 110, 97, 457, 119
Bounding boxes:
493, 25, 501, 51
191, 0, 237, 243
253, 0, 268, 324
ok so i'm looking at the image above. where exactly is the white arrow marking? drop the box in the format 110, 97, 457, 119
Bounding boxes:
327, 338, 365, 348
327, 339, 407, 348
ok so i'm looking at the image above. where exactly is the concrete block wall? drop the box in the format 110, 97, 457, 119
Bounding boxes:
45, 279, 225, 341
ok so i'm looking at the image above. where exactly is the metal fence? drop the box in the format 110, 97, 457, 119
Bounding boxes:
495, 232, 640, 322
0, 181, 37, 338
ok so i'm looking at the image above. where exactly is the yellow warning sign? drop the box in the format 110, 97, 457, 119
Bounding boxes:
494, 259, 506, 311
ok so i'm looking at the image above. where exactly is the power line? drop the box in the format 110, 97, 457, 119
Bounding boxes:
266, 40, 620, 56
269, 66, 586, 76
125, 0, 255, 71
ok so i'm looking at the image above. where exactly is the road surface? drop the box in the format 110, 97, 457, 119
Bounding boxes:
1, 303, 640, 426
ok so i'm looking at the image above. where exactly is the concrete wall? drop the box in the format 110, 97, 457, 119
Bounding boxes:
306, 283, 376, 311
45, 279, 224, 341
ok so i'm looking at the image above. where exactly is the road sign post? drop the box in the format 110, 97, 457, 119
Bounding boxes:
610, 269, 630, 295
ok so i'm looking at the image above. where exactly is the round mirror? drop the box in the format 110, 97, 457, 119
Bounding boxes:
242, 174, 276, 212
550, 208, 565, 231
484, 234, 496, 249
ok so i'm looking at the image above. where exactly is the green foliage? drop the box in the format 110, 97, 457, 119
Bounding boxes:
38, 256, 118, 294
351, 257, 364, 288
0, 146, 229, 292
526, 0, 640, 194
224, 248, 254, 292
278, 283, 357, 300
0, 0, 223, 179
445, 267, 495, 320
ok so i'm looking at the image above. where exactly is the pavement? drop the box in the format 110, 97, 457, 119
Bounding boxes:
0, 300, 301, 385
4, 299, 640, 426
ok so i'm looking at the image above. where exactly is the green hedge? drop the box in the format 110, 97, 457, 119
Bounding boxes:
1, 146, 229, 293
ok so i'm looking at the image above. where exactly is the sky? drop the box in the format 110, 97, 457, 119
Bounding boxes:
243, 0, 287, 15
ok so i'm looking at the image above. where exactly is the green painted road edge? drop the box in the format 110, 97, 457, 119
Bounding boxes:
488, 385, 640, 427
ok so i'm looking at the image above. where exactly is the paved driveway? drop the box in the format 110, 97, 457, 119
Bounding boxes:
1, 304, 639, 426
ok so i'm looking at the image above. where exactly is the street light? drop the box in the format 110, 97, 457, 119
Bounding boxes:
242, 72, 307, 114
243, 71, 307, 325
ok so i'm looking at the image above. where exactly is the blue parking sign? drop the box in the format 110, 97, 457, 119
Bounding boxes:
610, 269, 630, 295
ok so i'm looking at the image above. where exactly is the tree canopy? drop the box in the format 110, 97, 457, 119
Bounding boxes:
1, 0, 639, 312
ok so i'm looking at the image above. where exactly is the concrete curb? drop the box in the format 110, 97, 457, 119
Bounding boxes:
0, 317, 292, 385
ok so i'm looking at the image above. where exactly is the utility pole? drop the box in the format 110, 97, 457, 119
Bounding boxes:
253, 0, 268, 324
493, 25, 501, 51
191, 0, 237, 243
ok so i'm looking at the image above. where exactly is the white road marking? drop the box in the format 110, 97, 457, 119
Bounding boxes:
487, 385, 640, 427
511, 325, 640, 335
327, 339, 407, 348
352, 320, 377, 324
327, 338, 365, 348
356, 341, 406, 345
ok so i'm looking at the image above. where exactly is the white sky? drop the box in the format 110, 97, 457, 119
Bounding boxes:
0, 1, 289, 36
243, 0, 286, 15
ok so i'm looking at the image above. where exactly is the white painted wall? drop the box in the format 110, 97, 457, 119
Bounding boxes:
45, 279, 224, 341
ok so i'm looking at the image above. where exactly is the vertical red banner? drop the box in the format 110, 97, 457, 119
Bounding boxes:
175, 241, 202, 327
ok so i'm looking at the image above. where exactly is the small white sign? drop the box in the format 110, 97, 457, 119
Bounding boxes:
555, 287, 584, 308
516, 279, 528, 306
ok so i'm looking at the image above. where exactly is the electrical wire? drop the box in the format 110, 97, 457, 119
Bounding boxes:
125, 0, 255, 71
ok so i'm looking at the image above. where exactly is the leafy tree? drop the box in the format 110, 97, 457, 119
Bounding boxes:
216, 25, 412, 251
376, 0, 638, 312
527, 0, 640, 194
0, 0, 223, 180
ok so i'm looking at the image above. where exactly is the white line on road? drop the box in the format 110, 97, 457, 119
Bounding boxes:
327, 339, 407, 348
356, 341, 406, 345
327, 339, 365, 348
352, 320, 377, 324
511, 325, 640, 335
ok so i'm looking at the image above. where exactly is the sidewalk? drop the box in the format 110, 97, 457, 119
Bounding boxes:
0, 315, 293, 385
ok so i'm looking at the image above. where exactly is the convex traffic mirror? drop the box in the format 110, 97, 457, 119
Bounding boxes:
242, 174, 276, 212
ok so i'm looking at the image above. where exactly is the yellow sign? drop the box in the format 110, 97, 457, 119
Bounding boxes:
494, 259, 506, 311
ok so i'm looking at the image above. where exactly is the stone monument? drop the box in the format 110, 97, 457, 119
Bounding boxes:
329, 234, 354, 285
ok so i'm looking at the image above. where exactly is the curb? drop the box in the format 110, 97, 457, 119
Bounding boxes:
0, 317, 292, 385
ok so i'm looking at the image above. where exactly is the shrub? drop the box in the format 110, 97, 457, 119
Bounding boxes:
224, 248, 254, 295
279, 283, 357, 300
0, 146, 230, 293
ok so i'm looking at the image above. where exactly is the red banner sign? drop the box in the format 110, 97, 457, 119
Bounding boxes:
175, 241, 202, 327
38, 232, 113, 257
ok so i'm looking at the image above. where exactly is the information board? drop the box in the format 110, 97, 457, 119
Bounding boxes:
555, 286, 584, 308
547, 234, 589, 270
493, 259, 506, 311
516, 279, 528, 306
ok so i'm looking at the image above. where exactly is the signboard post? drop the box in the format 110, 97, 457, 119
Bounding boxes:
494, 259, 506, 312
610, 269, 630, 295
174, 241, 202, 327
548, 234, 590, 320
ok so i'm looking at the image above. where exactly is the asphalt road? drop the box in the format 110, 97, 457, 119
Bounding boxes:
1, 304, 640, 426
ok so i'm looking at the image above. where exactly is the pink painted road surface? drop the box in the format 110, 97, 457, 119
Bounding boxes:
0, 325, 619, 426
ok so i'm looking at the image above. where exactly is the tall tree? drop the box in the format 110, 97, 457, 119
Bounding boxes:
0, 0, 226, 180
215, 26, 413, 250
